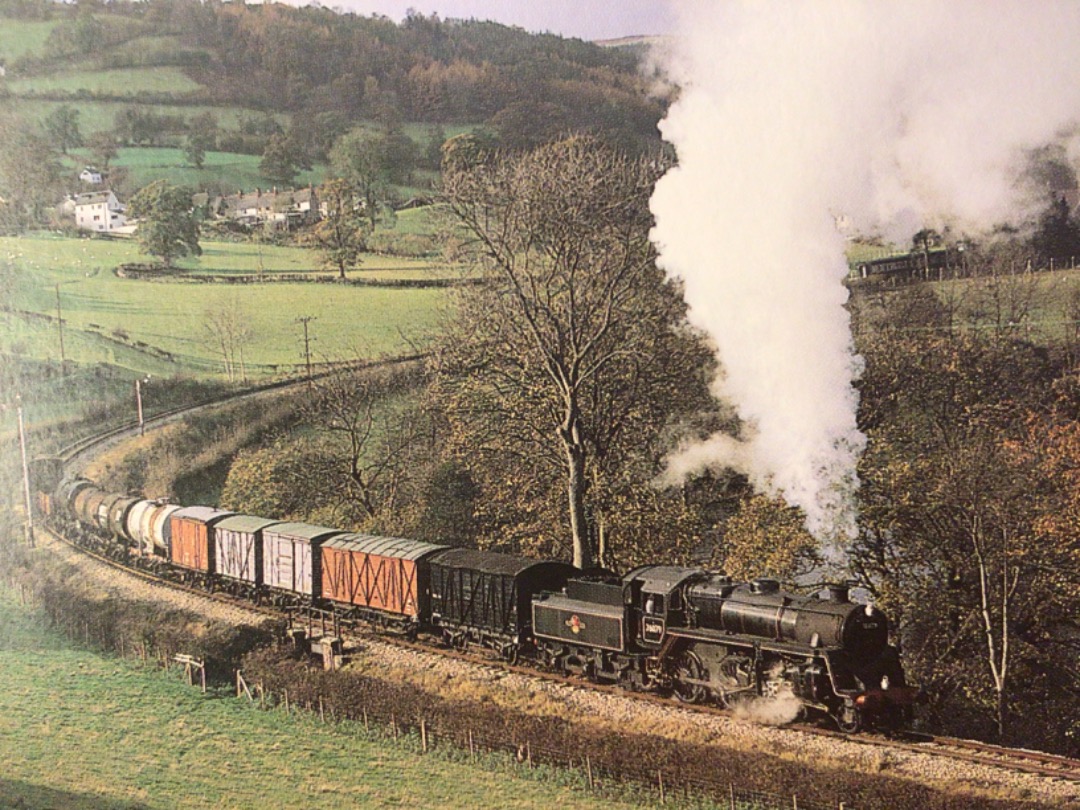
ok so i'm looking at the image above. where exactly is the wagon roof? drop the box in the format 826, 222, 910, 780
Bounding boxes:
171, 506, 235, 525
214, 514, 282, 534
324, 533, 448, 560
430, 547, 576, 577
262, 521, 343, 542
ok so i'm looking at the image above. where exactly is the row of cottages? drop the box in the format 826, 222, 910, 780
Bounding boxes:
195, 187, 322, 228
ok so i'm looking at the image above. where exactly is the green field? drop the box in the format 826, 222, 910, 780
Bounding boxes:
73, 146, 325, 191
0, 18, 58, 62
0, 586, 660, 810
2, 233, 449, 375
7, 65, 202, 96
10, 98, 285, 137
102, 146, 324, 190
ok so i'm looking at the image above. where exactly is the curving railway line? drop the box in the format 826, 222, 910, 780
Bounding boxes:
31, 369, 1080, 796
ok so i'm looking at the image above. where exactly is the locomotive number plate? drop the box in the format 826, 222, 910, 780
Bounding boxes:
642, 617, 665, 644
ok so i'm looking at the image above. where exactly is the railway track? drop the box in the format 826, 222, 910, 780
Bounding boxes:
43, 520, 1080, 788
54, 353, 425, 470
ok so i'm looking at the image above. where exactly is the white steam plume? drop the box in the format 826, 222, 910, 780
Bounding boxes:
651, 1, 1080, 543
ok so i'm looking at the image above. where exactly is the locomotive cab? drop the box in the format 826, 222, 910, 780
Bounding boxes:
624, 565, 705, 649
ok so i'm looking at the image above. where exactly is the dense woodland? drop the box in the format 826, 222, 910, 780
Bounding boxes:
1, 0, 665, 153
2, 0, 1080, 760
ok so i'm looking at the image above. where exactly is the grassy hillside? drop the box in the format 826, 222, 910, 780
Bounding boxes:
9, 98, 284, 136
7, 65, 202, 96
0, 17, 57, 62
0, 586, 661, 810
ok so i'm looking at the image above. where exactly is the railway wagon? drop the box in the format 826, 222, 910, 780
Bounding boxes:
35, 490, 52, 518
261, 522, 343, 600
213, 515, 281, 590
125, 500, 182, 557
75, 488, 126, 534
148, 503, 182, 557
56, 478, 93, 520
106, 496, 140, 542
320, 534, 448, 631
168, 506, 234, 574
428, 548, 577, 658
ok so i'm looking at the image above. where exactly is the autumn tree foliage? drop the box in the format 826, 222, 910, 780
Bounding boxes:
852, 285, 1080, 750
436, 136, 717, 569
127, 180, 201, 267
304, 178, 370, 280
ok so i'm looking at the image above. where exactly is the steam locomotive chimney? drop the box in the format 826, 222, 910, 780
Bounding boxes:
828, 584, 850, 603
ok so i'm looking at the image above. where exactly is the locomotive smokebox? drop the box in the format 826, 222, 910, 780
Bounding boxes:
827, 584, 850, 603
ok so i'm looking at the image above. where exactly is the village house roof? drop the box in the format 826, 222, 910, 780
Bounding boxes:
74, 190, 117, 206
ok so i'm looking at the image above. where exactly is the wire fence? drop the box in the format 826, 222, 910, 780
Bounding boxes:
231, 668, 853, 810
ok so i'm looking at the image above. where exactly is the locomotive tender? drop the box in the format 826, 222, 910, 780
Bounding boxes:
43, 476, 916, 732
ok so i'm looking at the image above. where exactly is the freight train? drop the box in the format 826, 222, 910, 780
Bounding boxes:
40, 477, 917, 733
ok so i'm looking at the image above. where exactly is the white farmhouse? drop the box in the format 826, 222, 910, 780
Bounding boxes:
79, 167, 104, 184
74, 190, 126, 233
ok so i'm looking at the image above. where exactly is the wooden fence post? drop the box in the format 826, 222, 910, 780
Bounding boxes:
658, 770, 665, 804
363, 709, 369, 731
468, 730, 475, 761
730, 783, 736, 810
585, 755, 593, 790
421, 719, 428, 753
319, 697, 325, 724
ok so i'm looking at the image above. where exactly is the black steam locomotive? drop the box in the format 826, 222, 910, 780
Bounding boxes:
533, 567, 915, 732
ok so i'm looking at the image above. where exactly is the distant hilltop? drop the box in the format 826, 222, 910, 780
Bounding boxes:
595, 35, 672, 49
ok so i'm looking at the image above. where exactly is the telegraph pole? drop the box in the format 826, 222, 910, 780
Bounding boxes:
16, 396, 34, 547
55, 283, 66, 373
296, 316, 316, 388
135, 377, 150, 435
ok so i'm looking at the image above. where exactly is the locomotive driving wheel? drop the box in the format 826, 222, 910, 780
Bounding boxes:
835, 704, 862, 733
716, 653, 754, 708
672, 649, 708, 704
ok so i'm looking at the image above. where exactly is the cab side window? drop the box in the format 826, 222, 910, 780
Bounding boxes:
644, 593, 664, 615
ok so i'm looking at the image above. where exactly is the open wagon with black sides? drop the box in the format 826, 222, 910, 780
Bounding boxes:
320, 534, 447, 634
260, 522, 343, 605
428, 548, 577, 661
168, 506, 234, 585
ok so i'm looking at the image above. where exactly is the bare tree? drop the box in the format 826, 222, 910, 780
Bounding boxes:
439, 136, 711, 568
305, 364, 431, 522
204, 295, 253, 382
